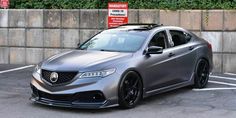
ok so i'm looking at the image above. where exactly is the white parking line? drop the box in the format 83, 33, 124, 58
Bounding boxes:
224, 72, 236, 76
0, 65, 35, 74
193, 87, 236, 91
210, 75, 236, 81
193, 75, 236, 91
209, 80, 236, 87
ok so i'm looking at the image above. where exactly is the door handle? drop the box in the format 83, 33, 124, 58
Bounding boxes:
168, 53, 175, 57
189, 46, 194, 50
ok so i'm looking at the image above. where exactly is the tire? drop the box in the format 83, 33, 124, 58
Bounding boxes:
193, 59, 210, 88
118, 71, 143, 109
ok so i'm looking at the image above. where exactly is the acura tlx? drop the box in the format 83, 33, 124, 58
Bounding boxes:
30, 24, 213, 109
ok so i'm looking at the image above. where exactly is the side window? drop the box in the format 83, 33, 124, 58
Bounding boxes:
170, 30, 192, 47
148, 31, 167, 49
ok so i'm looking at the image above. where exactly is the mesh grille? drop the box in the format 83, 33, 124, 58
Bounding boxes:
37, 90, 106, 103
38, 90, 73, 101
41, 69, 78, 85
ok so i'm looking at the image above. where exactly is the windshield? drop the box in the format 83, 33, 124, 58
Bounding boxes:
79, 31, 149, 52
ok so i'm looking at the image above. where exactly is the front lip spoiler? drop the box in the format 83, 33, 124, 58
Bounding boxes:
30, 96, 118, 109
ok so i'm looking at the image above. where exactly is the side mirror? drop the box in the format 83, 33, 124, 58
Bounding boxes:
146, 46, 163, 55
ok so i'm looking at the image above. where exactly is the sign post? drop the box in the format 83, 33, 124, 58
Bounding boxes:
108, 2, 128, 28
0, 0, 9, 9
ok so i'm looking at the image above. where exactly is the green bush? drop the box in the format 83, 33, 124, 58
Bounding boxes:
8, 0, 236, 9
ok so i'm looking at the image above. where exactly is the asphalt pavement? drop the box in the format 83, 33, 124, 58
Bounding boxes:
0, 64, 236, 118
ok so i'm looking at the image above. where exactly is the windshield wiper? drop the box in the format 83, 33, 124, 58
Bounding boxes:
76, 47, 86, 50
100, 49, 120, 52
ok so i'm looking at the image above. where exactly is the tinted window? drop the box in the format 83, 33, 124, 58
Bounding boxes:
170, 30, 191, 46
148, 31, 167, 49
79, 31, 149, 52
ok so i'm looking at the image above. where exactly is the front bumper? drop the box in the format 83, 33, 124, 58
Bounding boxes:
30, 86, 114, 109
30, 97, 109, 109
30, 71, 121, 109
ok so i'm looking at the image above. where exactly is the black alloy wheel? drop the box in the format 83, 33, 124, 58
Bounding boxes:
194, 59, 210, 88
118, 71, 143, 108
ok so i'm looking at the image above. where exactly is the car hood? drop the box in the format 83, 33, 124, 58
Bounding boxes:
41, 50, 133, 71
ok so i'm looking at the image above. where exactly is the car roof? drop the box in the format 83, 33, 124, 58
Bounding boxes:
107, 24, 187, 33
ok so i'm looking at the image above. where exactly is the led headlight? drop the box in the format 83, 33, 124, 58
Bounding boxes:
34, 64, 41, 74
79, 68, 116, 78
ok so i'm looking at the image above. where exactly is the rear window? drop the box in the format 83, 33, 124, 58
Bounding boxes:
170, 30, 192, 47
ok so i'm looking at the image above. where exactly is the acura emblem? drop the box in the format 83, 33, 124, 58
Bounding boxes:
50, 72, 58, 83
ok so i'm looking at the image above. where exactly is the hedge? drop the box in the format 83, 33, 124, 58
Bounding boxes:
8, 0, 236, 10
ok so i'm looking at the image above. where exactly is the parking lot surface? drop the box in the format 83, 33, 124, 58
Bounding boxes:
0, 64, 236, 118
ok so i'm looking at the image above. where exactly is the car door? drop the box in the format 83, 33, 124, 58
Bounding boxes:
141, 30, 179, 92
167, 29, 197, 82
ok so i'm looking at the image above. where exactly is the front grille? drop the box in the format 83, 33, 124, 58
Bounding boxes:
41, 69, 78, 85
73, 91, 106, 103
37, 90, 106, 103
38, 91, 73, 101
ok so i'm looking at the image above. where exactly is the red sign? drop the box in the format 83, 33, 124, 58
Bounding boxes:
0, 0, 9, 9
108, 2, 128, 28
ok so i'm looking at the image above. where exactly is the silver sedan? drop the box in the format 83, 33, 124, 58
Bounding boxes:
30, 24, 213, 109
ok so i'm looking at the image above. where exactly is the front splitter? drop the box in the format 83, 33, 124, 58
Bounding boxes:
30, 96, 118, 109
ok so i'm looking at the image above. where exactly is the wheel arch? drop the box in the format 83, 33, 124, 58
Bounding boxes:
195, 56, 210, 71
118, 68, 144, 98
193, 56, 210, 88
195, 43, 213, 72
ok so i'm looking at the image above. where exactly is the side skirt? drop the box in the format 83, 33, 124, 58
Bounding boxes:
143, 73, 194, 98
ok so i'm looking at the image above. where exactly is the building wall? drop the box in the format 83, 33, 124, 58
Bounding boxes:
0, 9, 236, 73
